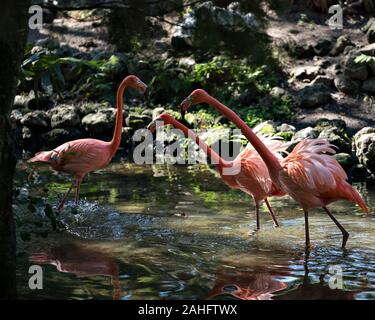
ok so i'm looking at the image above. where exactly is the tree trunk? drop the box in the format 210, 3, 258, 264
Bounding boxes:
0, 0, 30, 300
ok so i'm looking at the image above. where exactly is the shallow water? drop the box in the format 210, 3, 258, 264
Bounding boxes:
16, 163, 375, 300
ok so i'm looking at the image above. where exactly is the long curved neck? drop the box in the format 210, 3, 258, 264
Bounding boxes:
109, 79, 127, 155
164, 117, 230, 168
203, 94, 283, 174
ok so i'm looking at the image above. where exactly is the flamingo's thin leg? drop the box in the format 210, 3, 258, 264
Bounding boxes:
264, 198, 280, 228
75, 179, 82, 206
304, 209, 310, 248
255, 203, 260, 231
57, 182, 74, 211
323, 206, 349, 248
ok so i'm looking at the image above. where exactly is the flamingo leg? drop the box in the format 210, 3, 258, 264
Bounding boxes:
75, 178, 82, 206
255, 203, 260, 231
264, 198, 280, 228
304, 209, 310, 248
57, 182, 74, 211
322, 206, 349, 248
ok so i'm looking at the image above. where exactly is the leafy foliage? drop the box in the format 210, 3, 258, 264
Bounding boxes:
19, 46, 127, 103
354, 54, 375, 65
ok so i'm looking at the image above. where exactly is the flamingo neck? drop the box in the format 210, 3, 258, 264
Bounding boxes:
163, 116, 230, 168
109, 79, 126, 156
203, 94, 283, 174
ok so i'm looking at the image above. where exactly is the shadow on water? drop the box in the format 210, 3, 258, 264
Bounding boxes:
15, 162, 375, 300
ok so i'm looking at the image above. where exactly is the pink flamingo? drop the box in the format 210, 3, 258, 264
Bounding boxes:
147, 113, 288, 230
28, 75, 147, 210
181, 89, 369, 248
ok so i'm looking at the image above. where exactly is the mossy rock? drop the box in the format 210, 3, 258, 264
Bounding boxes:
275, 131, 294, 141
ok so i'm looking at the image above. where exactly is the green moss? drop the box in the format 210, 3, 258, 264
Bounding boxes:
275, 131, 294, 141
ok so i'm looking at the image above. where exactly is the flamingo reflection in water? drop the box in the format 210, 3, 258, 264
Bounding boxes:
208, 252, 358, 300
30, 242, 121, 300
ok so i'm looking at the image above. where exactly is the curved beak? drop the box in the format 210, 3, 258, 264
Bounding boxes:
147, 120, 157, 133
136, 79, 148, 96
180, 96, 192, 112
180, 96, 192, 120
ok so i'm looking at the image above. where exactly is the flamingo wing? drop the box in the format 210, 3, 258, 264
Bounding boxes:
281, 139, 368, 212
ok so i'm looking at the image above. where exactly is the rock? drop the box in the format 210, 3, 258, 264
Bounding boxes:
344, 51, 369, 81
178, 56, 196, 68
311, 75, 334, 88
353, 127, 375, 173
284, 41, 314, 59
20, 111, 50, 130
368, 60, 375, 76
313, 38, 333, 56
41, 128, 82, 149
171, 12, 196, 50
334, 153, 353, 169
358, 43, 375, 56
120, 127, 134, 148
291, 66, 323, 81
277, 123, 296, 132
82, 108, 116, 135
253, 120, 277, 135
318, 127, 351, 153
364, 19, 375, 44
78, 102, 112, 117
21, 126, 40, 152
295, 84, 331, 108
171, 2, 262, 54
362, 77, 375, 93
152, 107, 166, 120
270, 87, 287, 98
49, 105, 81, 129
315, 118, 347, 132
330, 35, 354, 56
334, 75, 360, 94
26, 95, 54, 111
293, 127, 318, 140
10, 109, 24, 125
125, 112, 152, 131
13, 92, 34, 109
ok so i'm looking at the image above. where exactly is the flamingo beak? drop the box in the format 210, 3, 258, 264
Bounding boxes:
136, 79, 148, 95
147, 120, 157, 133
180, 96, 192, 120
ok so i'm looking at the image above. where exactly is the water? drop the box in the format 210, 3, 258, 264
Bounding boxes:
15, 163, 375, 300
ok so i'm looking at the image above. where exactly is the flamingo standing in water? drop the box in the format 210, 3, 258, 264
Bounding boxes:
181, 89, 368, 248
28, 75, 147, 210
147, 113, 288, 230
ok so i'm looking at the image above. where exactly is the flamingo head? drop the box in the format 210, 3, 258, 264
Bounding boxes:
147, 114, 172, 133
124, 75, 147, 94
180, 89, 208, 118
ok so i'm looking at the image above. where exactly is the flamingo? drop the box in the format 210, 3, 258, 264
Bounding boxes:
181, 89, 369, 248
147, 113, 288, 230
28, 75, 147, 210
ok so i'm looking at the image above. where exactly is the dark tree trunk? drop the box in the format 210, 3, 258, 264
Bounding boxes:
0, 0, 30, 300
